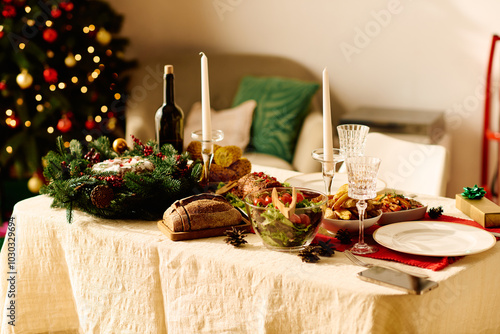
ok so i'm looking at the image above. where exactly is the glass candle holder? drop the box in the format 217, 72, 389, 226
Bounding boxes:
311, 148, 344, 195
191, 129, 224, 184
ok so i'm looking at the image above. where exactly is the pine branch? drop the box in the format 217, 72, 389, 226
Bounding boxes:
41, 135, 203, 222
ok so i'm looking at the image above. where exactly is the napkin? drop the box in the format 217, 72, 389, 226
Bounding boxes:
313, 213, 498, 271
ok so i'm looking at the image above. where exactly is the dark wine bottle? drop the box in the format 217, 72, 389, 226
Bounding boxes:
155, 65, 184, 153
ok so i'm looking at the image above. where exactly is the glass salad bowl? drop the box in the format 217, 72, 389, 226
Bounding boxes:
244, 187, 328, 252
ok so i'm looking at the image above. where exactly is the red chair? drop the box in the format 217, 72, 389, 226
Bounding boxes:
481, 34, 500, 203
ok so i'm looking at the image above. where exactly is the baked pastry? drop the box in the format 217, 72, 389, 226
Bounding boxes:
210, 163, 237, 182
213, 145, 242, 167
163, 193, 242, 232
229, 157, 252, 178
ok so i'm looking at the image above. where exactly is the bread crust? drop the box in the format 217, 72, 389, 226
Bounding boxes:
163, 194, 242, 232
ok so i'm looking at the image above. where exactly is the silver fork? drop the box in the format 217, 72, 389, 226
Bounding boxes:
344, 250, 429, 279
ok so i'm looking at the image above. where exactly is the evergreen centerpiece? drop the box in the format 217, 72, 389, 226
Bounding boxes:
40, 135, 203, 222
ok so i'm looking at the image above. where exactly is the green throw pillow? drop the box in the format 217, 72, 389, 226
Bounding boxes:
232, 76, 319, 163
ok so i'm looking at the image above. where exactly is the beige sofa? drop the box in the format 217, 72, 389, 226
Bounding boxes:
125, 53, 343, 173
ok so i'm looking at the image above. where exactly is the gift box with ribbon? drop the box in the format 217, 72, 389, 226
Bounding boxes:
455, 185, 500, 227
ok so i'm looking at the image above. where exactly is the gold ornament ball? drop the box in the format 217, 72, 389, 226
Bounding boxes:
113, 138, 128, 154
16, 69, 33, 89
96, 28, 112, 45
28, 174, 44, 193
64, 53, 77, 67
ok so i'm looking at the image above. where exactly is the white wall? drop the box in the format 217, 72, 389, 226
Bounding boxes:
108, 0, 500, 198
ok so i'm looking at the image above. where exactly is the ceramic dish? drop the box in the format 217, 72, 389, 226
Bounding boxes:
378, 205, 428, 225
373, 221, 496, 257
322, 211, 382, 234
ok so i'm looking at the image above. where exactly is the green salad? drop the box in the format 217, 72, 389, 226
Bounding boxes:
246, 188, 326, 249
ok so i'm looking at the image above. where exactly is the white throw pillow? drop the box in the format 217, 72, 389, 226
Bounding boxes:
184, 100, 256, 150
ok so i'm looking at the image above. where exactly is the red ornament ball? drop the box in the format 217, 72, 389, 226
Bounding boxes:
57, 117, 72, 133
85, 117, 95, 130
2, 5, 16, 18
43, 28, 58, 43
60, 1, 74, 11
43, 68, 58, 84
51, 8, 62, 18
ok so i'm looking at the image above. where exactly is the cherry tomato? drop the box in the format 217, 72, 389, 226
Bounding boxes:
296, 192, 304, 203
289, 213, 301, 224
253, 198, 264, 206
298, 214, 310, 226
263, 195, 272, 206
280, 193, 292, 204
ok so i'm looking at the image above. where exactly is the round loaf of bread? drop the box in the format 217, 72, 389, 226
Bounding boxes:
163, 194, 242, 232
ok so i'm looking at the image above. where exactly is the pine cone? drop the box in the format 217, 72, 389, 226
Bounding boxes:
90, 185, 114, 208
224, 227, 248, 247
298, 247, 320, 263
335, 229, 352, 244
428, 206, 443, 219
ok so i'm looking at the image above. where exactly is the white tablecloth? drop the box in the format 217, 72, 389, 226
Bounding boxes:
1, 165, 500, 333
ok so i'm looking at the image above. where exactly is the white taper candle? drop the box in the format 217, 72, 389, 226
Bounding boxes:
200, 52, 212, 142
322, 68, 334, 169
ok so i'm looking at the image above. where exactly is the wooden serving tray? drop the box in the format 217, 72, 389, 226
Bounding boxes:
157, 216, 253, 241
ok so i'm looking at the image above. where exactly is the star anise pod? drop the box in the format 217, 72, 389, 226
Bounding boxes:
314, 240, 336, 257
335, 229, 352, 244
224, 227, 248, 247
428, 206, 443, 219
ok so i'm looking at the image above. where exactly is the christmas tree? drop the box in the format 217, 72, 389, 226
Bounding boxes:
0, 0, 136, 218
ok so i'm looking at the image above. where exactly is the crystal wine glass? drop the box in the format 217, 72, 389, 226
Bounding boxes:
337, 124, 370, 158
311, 148, 344, 195
346, 156, 381, 255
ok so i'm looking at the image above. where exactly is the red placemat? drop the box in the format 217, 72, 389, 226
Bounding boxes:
313, 214, 499, 271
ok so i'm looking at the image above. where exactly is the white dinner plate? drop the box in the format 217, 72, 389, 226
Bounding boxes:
285, 172, 386, 194
373, 221, 496, 257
